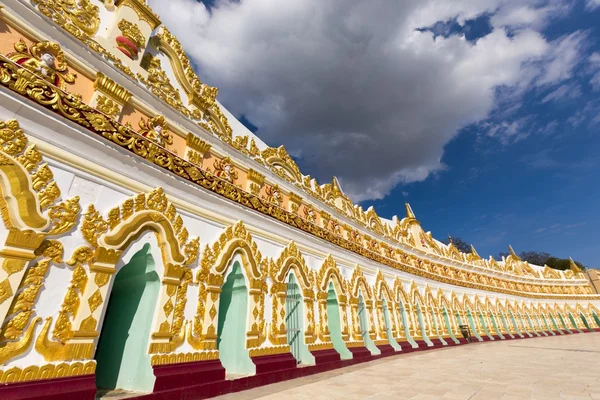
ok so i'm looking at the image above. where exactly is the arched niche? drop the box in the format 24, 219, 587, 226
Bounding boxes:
374, 270, 400, 349
188, 221, 266, 358
268, 241, 315, 363
313, 255, 350, 358
349, 266, 377, 348
410, 283, 433, 346
393, 278, 416, 347
35, 188, 198, 363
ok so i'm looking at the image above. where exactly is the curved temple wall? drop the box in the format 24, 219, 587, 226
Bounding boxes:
0, 2, 598, 400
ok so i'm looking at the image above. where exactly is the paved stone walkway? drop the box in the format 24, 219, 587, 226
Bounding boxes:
215, 333, 600, 400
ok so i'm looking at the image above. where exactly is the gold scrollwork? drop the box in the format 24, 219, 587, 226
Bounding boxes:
0, 55, 591, 298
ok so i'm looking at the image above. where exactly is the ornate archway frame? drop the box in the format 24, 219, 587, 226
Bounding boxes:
393, 277, 416, 339
35, 187, 199, 362
374, 270, 398, 342
484, 297, 505, 337
564, 303, 583, 331
522, 302, 542, 335
410, 282, 432, 340
311, 255, 349, 350
424, 286, 445, 338
506, 301, 527, 336
474, 296, 494, 339
438, 289, 460, 338
268, 241, 315, 349
586, 303, 600, 329
495, 299, 517, 335
348, 265, 376, 344
0, 119, 82, 365
514, 302, 534, 336
462, 295, 484, 338
187, 221, 268, 358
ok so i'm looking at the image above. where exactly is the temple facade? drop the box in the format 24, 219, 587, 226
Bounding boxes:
0, 1, 598, 399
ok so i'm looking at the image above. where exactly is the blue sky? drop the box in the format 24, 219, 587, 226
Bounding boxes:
152, 0, 600, 267
362, 3, 600, 266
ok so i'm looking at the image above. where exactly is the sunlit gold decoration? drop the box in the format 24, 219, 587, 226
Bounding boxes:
154, 26, 218, 111
288, 192, 302, 214
151, 350, 218, 366
0, 241, 63, 341
139, 55, 187, 113
117, 19, 145, 59
33, 0, 100, 37
52, 247, 91, 342
303, 204, 316, 224
269, 242, 315, 344
47, 197, 81, 235
116, 0, 160, 28
138, 115, 173, 147
264, 184, 283, 206
7, 39, 75, 91
212, 157, 238, 184
247, 168, 265, 196
261, 145, 302, 183
0, 317, 42, 364
0, 57, 592, 299
94, 72, 132, 104
189, 221, 266, 352
94, 96, 119, 118
186, 134, 211, 166
0, 360, 95, 384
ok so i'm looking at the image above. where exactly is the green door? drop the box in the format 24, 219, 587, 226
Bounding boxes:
286, 274, 302, 363
95, 243, 159, 393
217, 261, 255, 375
327, 283, 352, 359
382, 298, 400, 350
358, 294, 379, 354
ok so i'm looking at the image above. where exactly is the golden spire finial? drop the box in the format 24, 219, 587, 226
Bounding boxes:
405, 202, 417, 220
470, 244, 481, 259
569, 257, 583, 273
508, 245, 520, 260
332, 176, 342, 195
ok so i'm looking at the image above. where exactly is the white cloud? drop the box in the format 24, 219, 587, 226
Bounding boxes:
541, 84, 581, 103
149, 0, 589, 202
535, 31, 588, 86
587, 0, 600, 10
590, 52, 600, 91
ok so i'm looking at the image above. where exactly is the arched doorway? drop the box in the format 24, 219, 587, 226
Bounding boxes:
358, 293, 379, 355
382, 298, 401, 350
478, 311, 494, 340
466, 309, 482, 341
217, 260, 255, 376
327, 282, 352, 359
579, 312, 592, 331
415, 303, 433, 346
509, 311, 524, 337
95, 243, 160, 394
399, 302, 417, 348
441, 307, 459, 344
567, 313, 583, 333
488, 312, 504, 339
591, 311, 600, 328
285, 273, 313, 364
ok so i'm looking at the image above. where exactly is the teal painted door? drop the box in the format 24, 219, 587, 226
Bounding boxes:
217, 261, 255, 375
286, 274, 302, 363
327, 283, 352, 359
95, 243, 159, 393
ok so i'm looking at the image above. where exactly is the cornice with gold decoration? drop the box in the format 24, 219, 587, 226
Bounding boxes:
0, 57, 590, 298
